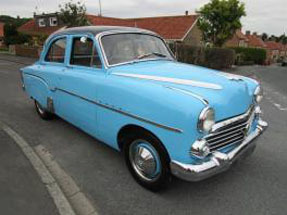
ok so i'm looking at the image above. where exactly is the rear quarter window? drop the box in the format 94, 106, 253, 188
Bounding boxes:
45, 38, 66, 63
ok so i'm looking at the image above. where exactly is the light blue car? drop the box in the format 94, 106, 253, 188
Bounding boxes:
20, 26, 268, 191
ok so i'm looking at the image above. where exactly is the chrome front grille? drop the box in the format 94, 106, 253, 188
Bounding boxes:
206, 107, 255, 152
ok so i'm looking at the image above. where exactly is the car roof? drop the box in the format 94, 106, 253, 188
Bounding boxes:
49, 26, 159, 39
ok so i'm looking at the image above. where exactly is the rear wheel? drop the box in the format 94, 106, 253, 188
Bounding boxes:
34, 100, 53, 120
123, 130, 171, 191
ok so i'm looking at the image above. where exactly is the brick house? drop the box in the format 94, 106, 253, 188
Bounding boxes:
0, 22, 4, 47
18, 12, 202, 46
225, 30, 249, 48
265, 41, 283, 62
279, 43, 287, 59
18, 13, 65, 45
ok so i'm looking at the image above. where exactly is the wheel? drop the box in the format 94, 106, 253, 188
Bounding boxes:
123, 130, 171, 191
34, 100, 53, 120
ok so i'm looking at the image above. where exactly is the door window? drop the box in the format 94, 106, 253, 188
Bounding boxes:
70, 37, 102, 68
45, 38, 66, 63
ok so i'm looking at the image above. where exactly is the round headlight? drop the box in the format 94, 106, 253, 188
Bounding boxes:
198, 107, 215, 133
254, 86, 263, 103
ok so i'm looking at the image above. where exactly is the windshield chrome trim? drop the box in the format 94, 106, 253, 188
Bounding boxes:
95, 30, 176, 69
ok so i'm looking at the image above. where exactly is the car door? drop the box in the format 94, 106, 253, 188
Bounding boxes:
32, 36, 68, 111
54, 35, 104, 136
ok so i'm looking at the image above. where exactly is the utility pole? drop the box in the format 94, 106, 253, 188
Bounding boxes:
99, 0, 102, 16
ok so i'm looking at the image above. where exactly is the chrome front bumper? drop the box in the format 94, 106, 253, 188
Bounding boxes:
170, 119, 268, 182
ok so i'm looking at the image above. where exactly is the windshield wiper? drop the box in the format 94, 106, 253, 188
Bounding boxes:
137, 52, 167, 60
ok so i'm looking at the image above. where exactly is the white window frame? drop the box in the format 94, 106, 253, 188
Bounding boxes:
38, 18, 46, 27
49, 17, 58, 27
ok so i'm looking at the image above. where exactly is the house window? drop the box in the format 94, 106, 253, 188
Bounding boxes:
50, 17, 58, 27
38, 18, 46, 27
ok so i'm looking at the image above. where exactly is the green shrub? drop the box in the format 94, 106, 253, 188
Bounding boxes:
203, 47, 236, 69
0, 47, 9, 52
231, 47, 267, 65
168, 43, 235, 70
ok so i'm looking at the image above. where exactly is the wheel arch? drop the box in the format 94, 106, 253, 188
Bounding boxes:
117, 124, 170, 161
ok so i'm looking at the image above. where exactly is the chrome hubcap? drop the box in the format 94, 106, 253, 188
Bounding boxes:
129, 140, 161, 182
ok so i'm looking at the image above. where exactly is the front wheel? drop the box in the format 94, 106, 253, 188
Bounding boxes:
34, 100, 53, 120
123, 131, 171, 191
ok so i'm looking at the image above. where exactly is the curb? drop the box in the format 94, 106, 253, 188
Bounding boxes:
0, 121, 96, 215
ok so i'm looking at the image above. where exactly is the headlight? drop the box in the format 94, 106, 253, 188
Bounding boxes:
254, 86, 263, 103
198, 107, 215, 133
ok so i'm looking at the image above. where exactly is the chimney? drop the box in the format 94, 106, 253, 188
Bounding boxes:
253, 32, 257, 36
185, 10, 189, 16
246, 31, 251, 36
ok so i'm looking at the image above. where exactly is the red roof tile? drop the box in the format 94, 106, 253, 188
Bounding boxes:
265, 41, 284, 50
87, 15, 198, 40
236, 30, 248, 41
0, 22, 4, 37
86, 15, 134, 27
128, 15, 198, 40
18, 19, 63, 36
18, 14, 198, 40
246, 34, 266, 48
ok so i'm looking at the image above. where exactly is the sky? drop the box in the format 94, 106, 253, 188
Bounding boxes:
0, 0, 286, 36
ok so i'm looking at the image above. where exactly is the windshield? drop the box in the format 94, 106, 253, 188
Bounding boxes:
101, 33, 174, 66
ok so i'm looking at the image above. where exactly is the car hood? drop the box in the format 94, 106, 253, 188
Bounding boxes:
109, 60, 255, 121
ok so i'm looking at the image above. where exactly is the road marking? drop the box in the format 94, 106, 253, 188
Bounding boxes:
265, 96, 287, 112
0, 121, 76, 215
274, 103, 287, 111
35, 145, 98, 215
263, 84, 287, 112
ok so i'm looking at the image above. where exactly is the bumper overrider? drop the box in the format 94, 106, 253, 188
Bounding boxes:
170, 119, 268, 182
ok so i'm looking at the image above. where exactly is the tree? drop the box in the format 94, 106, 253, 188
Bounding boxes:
268, 35, 277, 42
0, 15, 32, 46
59, 1, 89, 27
4, 23, 31, 46
261, 33, 268, 41
278, 34, 287, 44
197, 0, 246, 47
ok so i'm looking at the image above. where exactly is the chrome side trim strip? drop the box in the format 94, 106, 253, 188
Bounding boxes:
165, 86, 209, 106
25, 73, 47, 83
113, 73, 223, 90
56, 88, 183, 133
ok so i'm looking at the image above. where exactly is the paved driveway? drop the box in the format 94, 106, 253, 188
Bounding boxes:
0, 54, 286, 215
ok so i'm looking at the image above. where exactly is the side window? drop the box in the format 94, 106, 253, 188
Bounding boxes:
70, 37, 102, 68
45, 38, 66, 63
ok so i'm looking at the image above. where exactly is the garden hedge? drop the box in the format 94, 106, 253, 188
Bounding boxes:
231, 47, 267, 65
169, 43, 236, 70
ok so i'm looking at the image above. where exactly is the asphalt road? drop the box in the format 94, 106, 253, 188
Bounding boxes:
0, 54, 286, 215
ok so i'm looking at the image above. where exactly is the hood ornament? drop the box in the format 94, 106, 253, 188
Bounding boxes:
218, 72, 244, 81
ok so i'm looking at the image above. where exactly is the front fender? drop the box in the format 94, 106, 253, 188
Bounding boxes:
96, 74, 206, 163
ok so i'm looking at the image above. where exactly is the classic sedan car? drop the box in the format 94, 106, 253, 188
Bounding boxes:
20, 26, 268, 191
